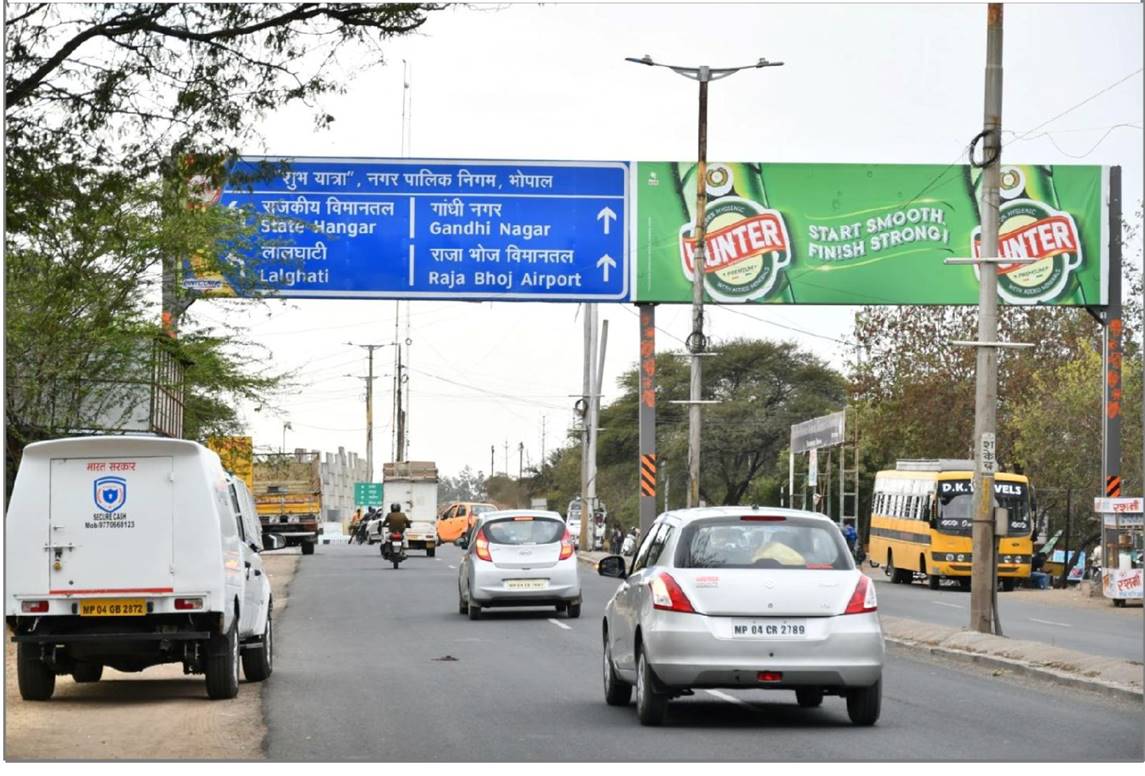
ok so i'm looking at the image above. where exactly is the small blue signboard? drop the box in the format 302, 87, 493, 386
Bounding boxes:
189, 157, 629, 302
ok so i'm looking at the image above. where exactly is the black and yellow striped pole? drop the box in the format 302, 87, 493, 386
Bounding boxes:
637, 304, 657, 537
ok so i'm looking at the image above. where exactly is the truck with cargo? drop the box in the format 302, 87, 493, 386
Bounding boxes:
253, 451, 322, 556
5, 436, 281, 701
369, 461, 439, 557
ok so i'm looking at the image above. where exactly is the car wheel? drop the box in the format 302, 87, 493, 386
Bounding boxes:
17, 643, 56, 701
555, 602, 567, 613
205, 620, 240, 700
72, 662, 104, 683
241, 608, 273, 682
846, 679, 882, 726
635, 647, 668, 726
458, 590, 468, 615
427, 547, 436, 558
566, 602, 582, 619
795, 688, 823, 708
300, 541, 315, 556
467, 601, 482, 621
603, 635, 633, 707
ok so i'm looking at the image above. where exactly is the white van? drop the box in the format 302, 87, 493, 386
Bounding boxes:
5, 436, 282, 701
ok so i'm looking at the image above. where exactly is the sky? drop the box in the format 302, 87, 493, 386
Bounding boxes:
184, 1, 1145, 483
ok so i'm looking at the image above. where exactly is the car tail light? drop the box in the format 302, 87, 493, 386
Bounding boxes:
843, 575, 877, 615
757, 671, 783, 682
559, 529, 574, 560
474, 529, 492, 562
740, 515, 786, 522
174, 598, 204, 611
21, 600, 48, 613
650, 573, 695, 614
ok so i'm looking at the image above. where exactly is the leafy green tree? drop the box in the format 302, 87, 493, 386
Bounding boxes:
4, 3, 441, 491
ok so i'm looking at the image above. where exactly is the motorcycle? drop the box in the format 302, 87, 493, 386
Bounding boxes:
381, 529, 407, 569
621, 531, 636, 556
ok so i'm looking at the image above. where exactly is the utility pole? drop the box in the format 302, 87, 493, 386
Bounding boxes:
504, 439, 509, 477
584, 318, 609, 550
579, 304, 596, 548
970, 4, 1005, 635
626, 55, 783, 509
490, 445, 495, 478
518, 442, 524, 480
348, 342, 387, 481
540, 416, 547, 472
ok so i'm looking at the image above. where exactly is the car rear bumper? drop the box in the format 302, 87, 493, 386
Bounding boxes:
642, 610, 884, 689
471, 562, 581, 605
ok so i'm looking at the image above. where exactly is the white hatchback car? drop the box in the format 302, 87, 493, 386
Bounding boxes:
457, 510, 581, 620
598, 507, 884, 726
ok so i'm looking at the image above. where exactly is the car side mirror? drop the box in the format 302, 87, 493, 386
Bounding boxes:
264, 534, 286, 551
597, 555, 628, 579
456, 537, 469, 550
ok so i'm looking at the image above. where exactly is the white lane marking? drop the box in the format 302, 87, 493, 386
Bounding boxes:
547, 618, 571, 630
932, 601, 964, 609
1029, 617, 1072, 628
706, 689, 753, 707
448, 565, 456, 569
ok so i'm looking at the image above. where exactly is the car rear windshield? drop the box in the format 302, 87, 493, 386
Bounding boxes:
675, 517, 852, 570
484, 518, 565, 545
472, 505, 495, 515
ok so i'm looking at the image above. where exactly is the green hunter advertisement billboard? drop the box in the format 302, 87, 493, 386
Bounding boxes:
633, 163, 1109, 305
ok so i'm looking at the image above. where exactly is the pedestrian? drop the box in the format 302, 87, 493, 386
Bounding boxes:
1029, 550, 1050, 589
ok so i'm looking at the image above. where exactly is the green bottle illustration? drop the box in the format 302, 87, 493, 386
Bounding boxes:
673, 161, 794, 304
971, 164, 1086, 305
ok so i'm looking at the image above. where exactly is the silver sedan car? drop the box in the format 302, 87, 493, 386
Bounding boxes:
457, 510, 581, 620
598, 507, 883, 726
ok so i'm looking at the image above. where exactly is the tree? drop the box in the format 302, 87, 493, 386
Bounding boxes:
4, 4, 442, 492
438, 466, 488, 504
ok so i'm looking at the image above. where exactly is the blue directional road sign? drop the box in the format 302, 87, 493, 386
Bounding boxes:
192, 157, 630, 302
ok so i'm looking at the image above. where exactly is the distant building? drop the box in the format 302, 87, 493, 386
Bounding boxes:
318, 446, 368, 523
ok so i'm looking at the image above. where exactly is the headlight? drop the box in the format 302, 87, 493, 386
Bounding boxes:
956, 554, 965, 562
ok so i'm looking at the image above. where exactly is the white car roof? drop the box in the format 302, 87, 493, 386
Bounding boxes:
475, 509, 565, 526
657, 506, 835, 527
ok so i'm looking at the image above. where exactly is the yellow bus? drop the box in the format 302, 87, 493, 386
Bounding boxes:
868, 459, 1033, 591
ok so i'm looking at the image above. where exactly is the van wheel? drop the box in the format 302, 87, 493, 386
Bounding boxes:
205, 621, 240, 700
635, 647, 668, 726
17, 643, 55, 701
602, 634, 632, 706
242, 609, 273, 682
795, 688, 823, 708
847, 679, 882, 726
72, 662, 104, 683
300, 542, 315, 556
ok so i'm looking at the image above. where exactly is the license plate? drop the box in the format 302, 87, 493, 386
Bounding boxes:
79, 598, 146, 617
505, 579, 547, 590
731, 619, 807, 639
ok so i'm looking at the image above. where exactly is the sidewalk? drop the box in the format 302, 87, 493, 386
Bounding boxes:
578, 551, 1143, 702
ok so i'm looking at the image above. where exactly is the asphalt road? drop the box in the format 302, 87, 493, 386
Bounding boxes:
266, 543, 1143, 761
867, 570, 1144, 661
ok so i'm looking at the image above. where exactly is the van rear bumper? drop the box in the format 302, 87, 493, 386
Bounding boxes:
13, 630, 211, 643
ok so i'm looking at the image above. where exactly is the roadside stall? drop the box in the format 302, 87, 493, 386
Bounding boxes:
1094, 497, 1144, 607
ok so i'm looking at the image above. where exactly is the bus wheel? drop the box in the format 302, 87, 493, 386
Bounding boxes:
1000, 577, 1015, 592
958, 578, 971, 591
928, 572, 941, 590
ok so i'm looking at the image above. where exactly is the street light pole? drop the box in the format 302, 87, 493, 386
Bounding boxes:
626, 55, 783, 508
281, 421, 292, 456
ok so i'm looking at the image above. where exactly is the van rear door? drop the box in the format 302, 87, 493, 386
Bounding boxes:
49, 456, 175, 595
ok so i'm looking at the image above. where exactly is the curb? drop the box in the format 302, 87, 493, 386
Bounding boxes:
885, 635, 1144, 704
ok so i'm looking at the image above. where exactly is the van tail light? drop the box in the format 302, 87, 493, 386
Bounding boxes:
650, 573, 695, 614
474, 529, 492, 562
559, 529, 574, 560
174, 598, 204, 611
21, 600, 48, 613
843, 575, 877, 615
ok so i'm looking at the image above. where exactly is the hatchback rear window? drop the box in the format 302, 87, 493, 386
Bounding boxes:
484, 518, 565, 545
472, 505, 495, 515
675, 517, 851, 570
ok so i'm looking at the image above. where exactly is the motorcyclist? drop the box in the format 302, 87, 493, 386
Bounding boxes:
381, 503, 411, 559
356, 506, 377, 544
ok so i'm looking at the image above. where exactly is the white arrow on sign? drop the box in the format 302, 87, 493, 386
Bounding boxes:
596, 206, 617, 235
596, 254, 617, 282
